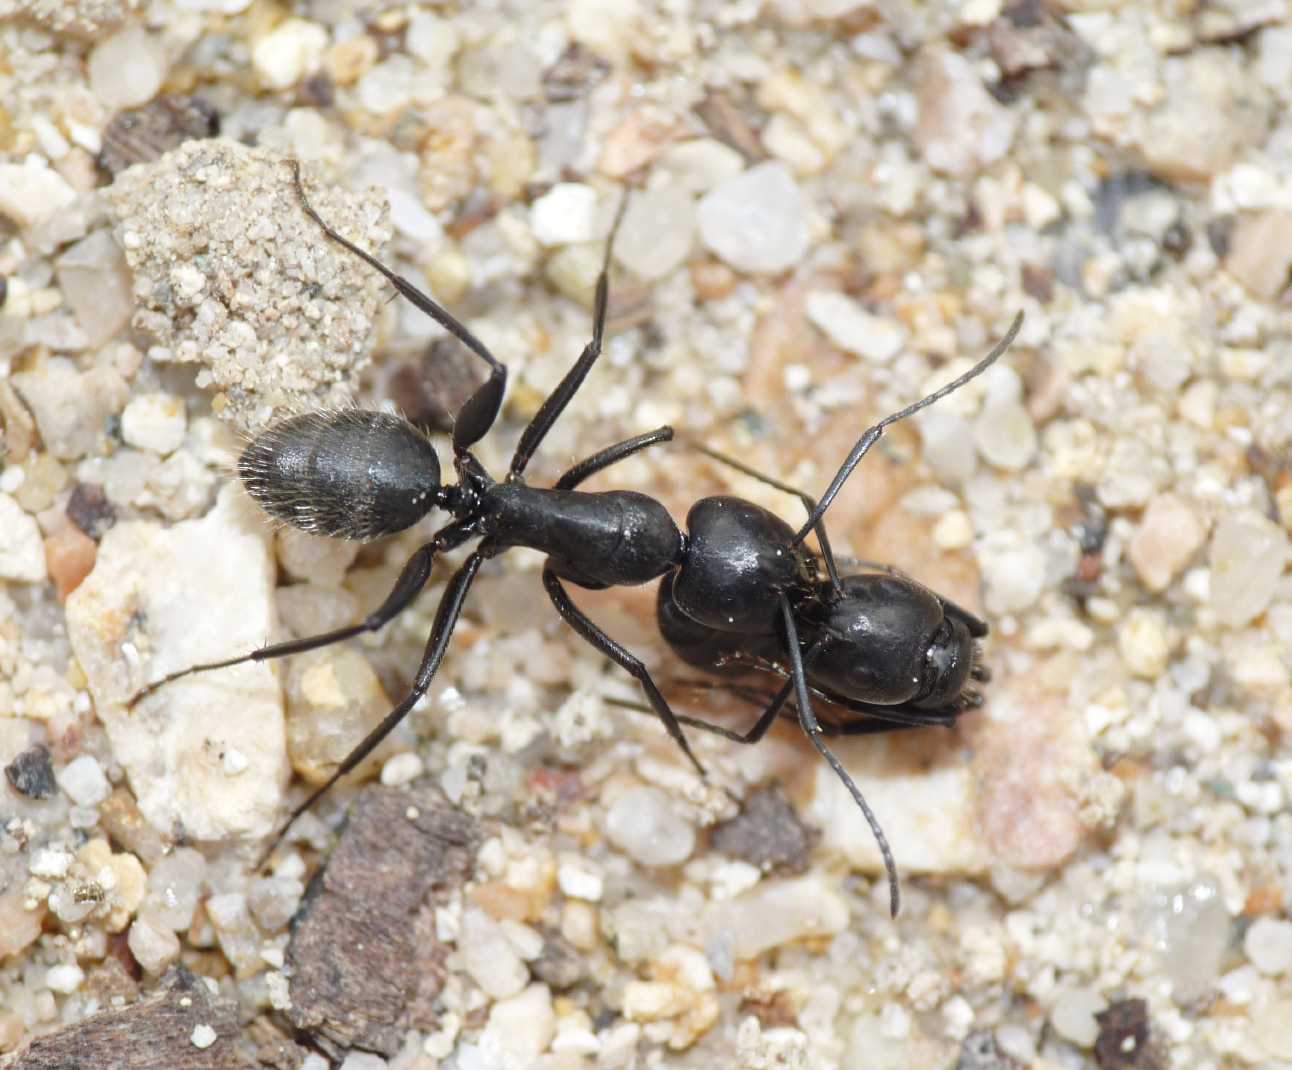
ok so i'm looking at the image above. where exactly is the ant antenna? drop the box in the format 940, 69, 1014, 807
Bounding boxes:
790, 311, 1024, 550
287, 159, 507, 452
508, 188, 631, 480
778, 595, 900, 916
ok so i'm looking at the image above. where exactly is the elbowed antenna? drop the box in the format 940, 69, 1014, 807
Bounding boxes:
791, 311, 1025, 550
288, 159, 508, 452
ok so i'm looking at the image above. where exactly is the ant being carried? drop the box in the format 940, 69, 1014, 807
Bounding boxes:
131, 160, 1022, 916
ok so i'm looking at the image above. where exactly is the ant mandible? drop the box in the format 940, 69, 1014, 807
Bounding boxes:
130, 160, 1022, 916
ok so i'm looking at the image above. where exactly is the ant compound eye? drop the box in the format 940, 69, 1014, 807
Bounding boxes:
916, 616, 975, 709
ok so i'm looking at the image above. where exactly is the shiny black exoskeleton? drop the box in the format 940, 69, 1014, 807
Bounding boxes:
131, 160, 1022, 915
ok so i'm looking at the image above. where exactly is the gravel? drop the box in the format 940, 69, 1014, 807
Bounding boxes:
603, 785, 696, 867
696, 161, 811, 274
3, 3, 1291, 1067
0, 493, 48, 582
806, 291, 906, 364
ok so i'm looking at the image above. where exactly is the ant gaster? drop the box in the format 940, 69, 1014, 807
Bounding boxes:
130, 160, 1022, 916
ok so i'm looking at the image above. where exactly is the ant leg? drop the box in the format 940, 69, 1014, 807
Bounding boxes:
606, 678, 794, 745
607, 677, 961, 744
127, 520, 478, 707
509, 195, 630, 480
555, 427, 674, 490
542, 564, 706, 776
779, 593, 900, 918
687, 440, 845, 592
289, 161, 506, 452
791, 311, 1024, 550
258, 547, 486, 867
686, 651, 959, 734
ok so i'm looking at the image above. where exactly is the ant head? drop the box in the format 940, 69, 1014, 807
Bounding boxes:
805, 574, 982, 711
672, 496, 814, 636
914, 611, 980, 711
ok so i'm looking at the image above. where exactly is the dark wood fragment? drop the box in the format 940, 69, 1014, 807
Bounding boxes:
1, 967, 243, 1070
388, 337, 490, 436
709, 783, 818, 874
286, 784, 480, 1057
99, 96, 220, 177
244, 1017, 309, 1070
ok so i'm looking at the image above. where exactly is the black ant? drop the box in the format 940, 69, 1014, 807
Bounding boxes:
130, 160, 1022, 916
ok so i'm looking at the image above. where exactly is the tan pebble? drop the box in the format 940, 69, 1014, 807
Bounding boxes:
0, 885, 46, 958
106, 849, 147, 931
1118, 608, 1170, 680
471, 880, 534, 923
623, 980, 685, 1021
598, 108, 678, 177
761, 113, 825, 175
0, 381, 38, 462
372, 8, 406, 31
15, 453, 68, 514
655, 944, 715, 992
426, 247, 471, 305
1127, 492, 1205, 593
1210, 510, 1290, 627
487, 131, 536, 198
98, 788, 167, 867
45, 524, 97, 601
323, 36, 378, 85
276, 525, 358, 587
77, 837, 148, 930
419, 96, 481, 211
0, 1010, 24, 1052
561, 900, 600, 951
1228, 635, 1290, 695
545, 243, 602, 306
932, 509, 973, 550
29, 288, 62, 316
56, 148, 98, 193
77, 837, 113, 875
975, 696, 1084, 870
915, 47, 1016, 177
690, 258, 737, 301
1254, 996, 1292, 1059
287, 649, 389, 784
757, 69, 848, 160
1276, 484, 1292, 535
671, 991, 720, 1050
127, 913, 181, 974
1177, 380, 1216, 428
252, 18, 330, 90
